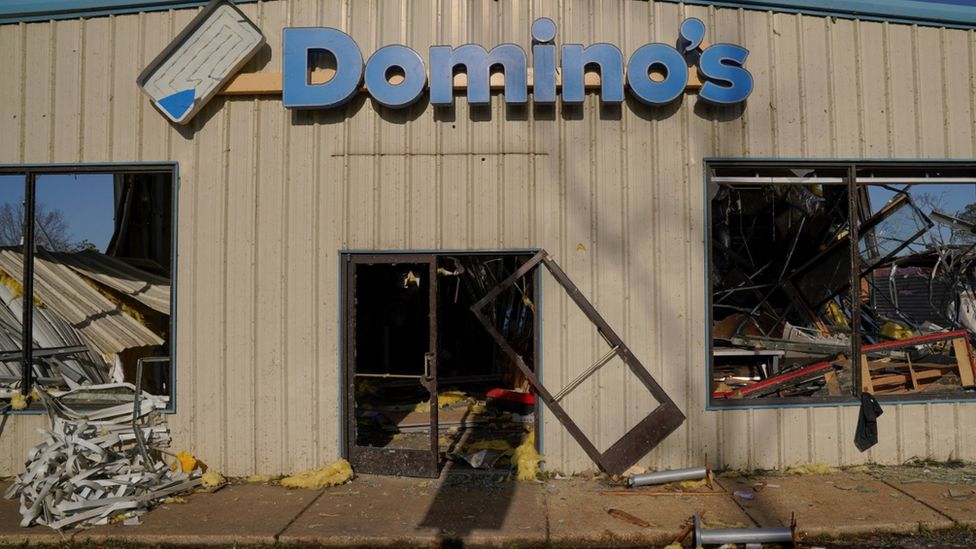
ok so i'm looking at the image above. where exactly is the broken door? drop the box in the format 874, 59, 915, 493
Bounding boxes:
343, 255, 440, 477
470, 250, 685, 475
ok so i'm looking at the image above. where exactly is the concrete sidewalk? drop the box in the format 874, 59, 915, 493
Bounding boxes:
2, 465, 975, 547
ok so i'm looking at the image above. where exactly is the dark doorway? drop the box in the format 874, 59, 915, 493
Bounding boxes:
342, 251, 538, 478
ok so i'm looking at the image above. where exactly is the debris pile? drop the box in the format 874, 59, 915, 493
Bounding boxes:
3, 384, 200, 530
711, 171, 976, 400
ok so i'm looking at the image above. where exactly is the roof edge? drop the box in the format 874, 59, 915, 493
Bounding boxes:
0, 0, 974, 29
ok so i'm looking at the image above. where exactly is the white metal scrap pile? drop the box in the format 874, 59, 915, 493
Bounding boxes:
3, 384, 201, 529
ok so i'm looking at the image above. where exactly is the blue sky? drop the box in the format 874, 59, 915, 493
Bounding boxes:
0, 174, 115, 251
868, 184, 976, 217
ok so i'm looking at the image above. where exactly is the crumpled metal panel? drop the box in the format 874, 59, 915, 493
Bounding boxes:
0, 249, 163, 357
0, 280, 109, 388
49, 250, 171, 315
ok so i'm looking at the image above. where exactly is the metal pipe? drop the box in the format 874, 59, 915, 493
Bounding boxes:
552, 345, 619, 403
693, 514, 796, 547
628, 466, 707, 487
132, 357, 170, 470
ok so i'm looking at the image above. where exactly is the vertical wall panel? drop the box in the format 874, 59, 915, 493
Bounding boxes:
223, 97, 258, 475
80, 17, 112, 161
0, 24, 24, 163
52, 20, 82, 162
139, 11, 175, 161
3, 0, 976, 477
23, 22, 54, 163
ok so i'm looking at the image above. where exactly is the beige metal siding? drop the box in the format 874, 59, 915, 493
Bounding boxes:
2, 0, 975, 476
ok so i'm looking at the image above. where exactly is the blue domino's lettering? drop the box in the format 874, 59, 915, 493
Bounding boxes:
365, 45, 427, 108
280, 18, 752, 109
283, 27, 363, 109
626, 43, 688, 105
697, 44, 753, 105
429, 44, 528, 106
531, 18, 557, 105
561, 43, 624, 104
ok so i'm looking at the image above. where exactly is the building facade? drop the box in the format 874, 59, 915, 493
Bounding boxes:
2, 0, 976, 477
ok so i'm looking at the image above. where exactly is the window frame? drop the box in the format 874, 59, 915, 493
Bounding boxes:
0, 162, 179, 414
705, 159, 976, 409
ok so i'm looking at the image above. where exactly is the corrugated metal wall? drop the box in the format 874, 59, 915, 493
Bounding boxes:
2, 0, 976, 476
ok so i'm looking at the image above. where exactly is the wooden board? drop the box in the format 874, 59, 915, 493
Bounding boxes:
218, 67, 706, 96
952, 338, 976, 387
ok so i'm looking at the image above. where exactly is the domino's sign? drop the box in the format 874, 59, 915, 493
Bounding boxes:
282, 17, 753, 110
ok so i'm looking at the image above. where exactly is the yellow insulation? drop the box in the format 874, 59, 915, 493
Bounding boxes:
79, 276, 148, 326
787, 463, 835, 475
436, 390, 470, 407
465, 440, 513, 453
513, 429, 544, 481
10, 392, 27, 410
171, 451, 198, 473
677, 475, 711, 490
201, 471, 226, 488
281, 459, 354, 489
0, 269, 42, 306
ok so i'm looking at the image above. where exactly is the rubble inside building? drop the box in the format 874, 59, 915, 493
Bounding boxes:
349, 254, 540, 477
710, 167, 976, 401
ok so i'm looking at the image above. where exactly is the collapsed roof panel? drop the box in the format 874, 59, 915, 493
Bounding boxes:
0, 249, 163, 357
0, 279, 109, 389
50, 249, 171, 315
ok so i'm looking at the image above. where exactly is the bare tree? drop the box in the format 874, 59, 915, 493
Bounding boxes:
0, 202, 77, 251
914, 191, 976, 246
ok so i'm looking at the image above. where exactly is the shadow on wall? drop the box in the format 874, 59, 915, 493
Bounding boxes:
170, 89, 747, 138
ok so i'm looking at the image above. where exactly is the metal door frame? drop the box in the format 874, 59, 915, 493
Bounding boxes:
342, 253, 440, 477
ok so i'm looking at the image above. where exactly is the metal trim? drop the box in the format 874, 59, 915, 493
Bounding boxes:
1, 0, 974, 29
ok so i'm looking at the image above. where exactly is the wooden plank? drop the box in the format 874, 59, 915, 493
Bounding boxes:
218, 67, 706, 95
860, 355, 874, 394
871, 369, 943, 387
952, 338, 976, 387
907, 354, 919, 391
824, 370, 842, 396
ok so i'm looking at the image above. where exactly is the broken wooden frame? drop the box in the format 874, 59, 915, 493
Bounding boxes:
470, 250, 685, 476
859, 328, 976, 394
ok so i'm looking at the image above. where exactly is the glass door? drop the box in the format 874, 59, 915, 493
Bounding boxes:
343, 254, 440, 477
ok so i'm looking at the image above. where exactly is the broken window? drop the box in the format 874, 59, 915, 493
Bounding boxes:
0, 166, 175, 411
708, 162, 976, 405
